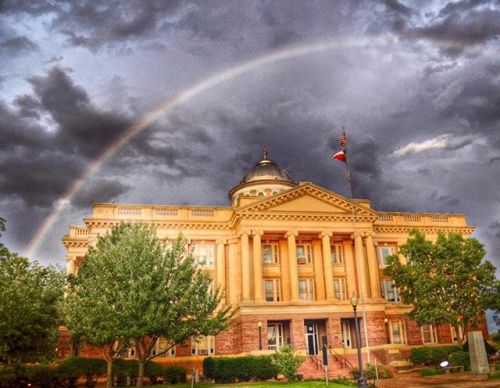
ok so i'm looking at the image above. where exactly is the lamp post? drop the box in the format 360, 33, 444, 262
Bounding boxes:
258, 321, 263, 350
351, 292, 367, 388
384, 318, 389, 344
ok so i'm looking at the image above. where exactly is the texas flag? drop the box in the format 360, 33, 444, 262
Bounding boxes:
331, 150, 347, 162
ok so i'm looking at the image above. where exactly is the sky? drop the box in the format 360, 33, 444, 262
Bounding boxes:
1, 0, 500, 283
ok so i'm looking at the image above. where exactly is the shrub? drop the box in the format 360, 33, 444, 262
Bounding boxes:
57, 357, 106, 388
463, 339, 497, 358
0, 366, 17, 388
25, 365, 61, 388
449, 351, 470, 371
271, 345, 305, 381
113, 359, 138, 386
163, 366, 187, 384
351, 364, 392, 381
420, 367, 445, 376
145, 361, 164, 385
410, 346, 461, 365
202, 356, 278, 383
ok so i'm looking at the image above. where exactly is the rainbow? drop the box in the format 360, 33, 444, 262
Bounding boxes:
25, 35, 397, 258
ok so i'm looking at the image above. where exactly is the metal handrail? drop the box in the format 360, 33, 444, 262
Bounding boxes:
331, 348, 353, 370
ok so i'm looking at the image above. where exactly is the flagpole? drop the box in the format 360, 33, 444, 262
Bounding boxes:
339, 129, 371, 364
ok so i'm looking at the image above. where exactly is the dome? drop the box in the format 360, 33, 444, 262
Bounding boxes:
228, 146, 296, 203
242, 156, 293, 183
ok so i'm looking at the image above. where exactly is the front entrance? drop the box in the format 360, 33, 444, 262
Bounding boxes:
304, 321, 319, 355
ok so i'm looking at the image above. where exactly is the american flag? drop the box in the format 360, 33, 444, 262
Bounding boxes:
337, 132, 347, 148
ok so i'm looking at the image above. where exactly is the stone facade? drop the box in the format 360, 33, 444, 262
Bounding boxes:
61, 151, 486, 378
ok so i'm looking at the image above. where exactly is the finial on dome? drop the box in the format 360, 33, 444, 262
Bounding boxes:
263, 145, 269, 160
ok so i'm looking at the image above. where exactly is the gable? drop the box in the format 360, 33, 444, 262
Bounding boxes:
269, 193, 347, 213
238, 182, 376, 218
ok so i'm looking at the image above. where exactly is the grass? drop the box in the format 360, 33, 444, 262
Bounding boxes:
152, 381, 355, 388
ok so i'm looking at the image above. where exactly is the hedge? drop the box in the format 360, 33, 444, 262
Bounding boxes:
420, 367, 445, 376
25, 365, 61, 388
410, 346, 461, 365
163, 366, 187, 384
203, 356, 278, 383
463, 340, 497, 357
449, 351, 470, 371
58, 357, 106, 388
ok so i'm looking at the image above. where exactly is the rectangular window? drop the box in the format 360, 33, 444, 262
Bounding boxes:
296, 243, 312, 264
262, 243, 279, 264
267, 323, 284, 351
191, 335, 215, 355
299, 278, 315, 301
377, 246, 395, 266
192, 244, 215, 267
390, 321, 407, 345
421, 324, 437, 344
381, 279, 401, 303
264, 279, 281, 302
331, 244, 344, 264
451, 325, 464, 344
333, 277, 347, 300
151, 337, 176, 357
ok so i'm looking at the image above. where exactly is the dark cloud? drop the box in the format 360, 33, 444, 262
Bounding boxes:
383, 0, 415, 16
489, 221, 500, 239
0, 35, 38, 54
72, 179, 130, 208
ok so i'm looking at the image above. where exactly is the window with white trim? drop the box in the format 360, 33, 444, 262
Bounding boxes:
267, 323, 284, 351
299, 278, 315, 301
451, 325, 464, 344
377, 246, 395, 266
381, 279, 401, 303
191, 335, 215, 356
333, 277, 347, 300
421, 324, 438, 344
262, 243, 279, 264
192, 243, 214, 267
389, 321, 407, 344
151, 337, 176, 357
296, 243, 312, 264
264, 279, 281, 302
331, 243, 344, 264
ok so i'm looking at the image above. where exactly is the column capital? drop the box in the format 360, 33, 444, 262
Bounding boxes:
351, 231, 364, 239
216, 239, 227, 245
365, 231, 376, 239
237, 231, 250, 238
320, 231, 333, 238
252, 230, 264, 237
285, 231, 299, 238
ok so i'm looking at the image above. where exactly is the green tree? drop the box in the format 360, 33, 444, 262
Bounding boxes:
0, 219, 65, 364
63, 223, 233, 388
384, 230, 500, 345
271, 345, 305, 381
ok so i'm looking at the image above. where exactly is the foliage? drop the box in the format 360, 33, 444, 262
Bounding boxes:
271, 345, 305, 381
420, 367, 445, 376
0, 219, 65, 364
351, 363, 392, 381
163, 366, 187, 384
25, 364, 61, 388
64, 223, 233, 388
113, 358, 139, 377
57, 357, 106, 388
409, 346, 461, 365
449, 351, 470, 371
145, 361, 164, 385
203, 356, 278, 383
491, 331, 500, 345
384, 230, 500, 345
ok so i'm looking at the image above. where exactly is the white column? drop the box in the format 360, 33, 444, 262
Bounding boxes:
240, 232, 251, 302
321, 232, 335, 301
286, 231, 299, 302
216, 240, 226, 302
365, 233, 381, 299
354, 232, 369, 298
252, 231, 264, 302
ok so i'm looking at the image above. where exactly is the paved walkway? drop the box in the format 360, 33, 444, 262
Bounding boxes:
375, 371, 500, 388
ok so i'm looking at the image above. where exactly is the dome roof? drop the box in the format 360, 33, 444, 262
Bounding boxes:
241, 147, 293, 183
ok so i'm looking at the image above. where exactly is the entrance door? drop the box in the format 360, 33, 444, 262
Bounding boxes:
304, 321, 319, 355
341, 319, 352, 348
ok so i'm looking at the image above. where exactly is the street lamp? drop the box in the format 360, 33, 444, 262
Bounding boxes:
258, 321, 263, 350
351, 292, 367, 388
384, 318, 389, 344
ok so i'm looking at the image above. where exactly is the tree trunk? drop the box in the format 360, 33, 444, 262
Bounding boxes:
106, 357, 113, 388
136, 361, 145, 388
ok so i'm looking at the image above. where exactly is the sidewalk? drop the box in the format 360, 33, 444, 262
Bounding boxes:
375, 371, 500, 388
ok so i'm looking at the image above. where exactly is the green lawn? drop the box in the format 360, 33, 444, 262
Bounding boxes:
152, 381, 355, 388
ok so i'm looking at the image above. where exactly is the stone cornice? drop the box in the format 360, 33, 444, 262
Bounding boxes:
84, 218, 230, 230
374, 225, 475, 235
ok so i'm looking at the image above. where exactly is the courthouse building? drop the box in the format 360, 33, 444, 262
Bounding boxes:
62, 149, 485, 377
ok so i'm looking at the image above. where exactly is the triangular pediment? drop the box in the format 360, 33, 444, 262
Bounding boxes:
237, 182, 376, 217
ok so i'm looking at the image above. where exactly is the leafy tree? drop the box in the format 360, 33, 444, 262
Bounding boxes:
385, 230, 500, 345
0, 219, 65, 364
63, 223, 233, 388
271, 345, 305, 381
